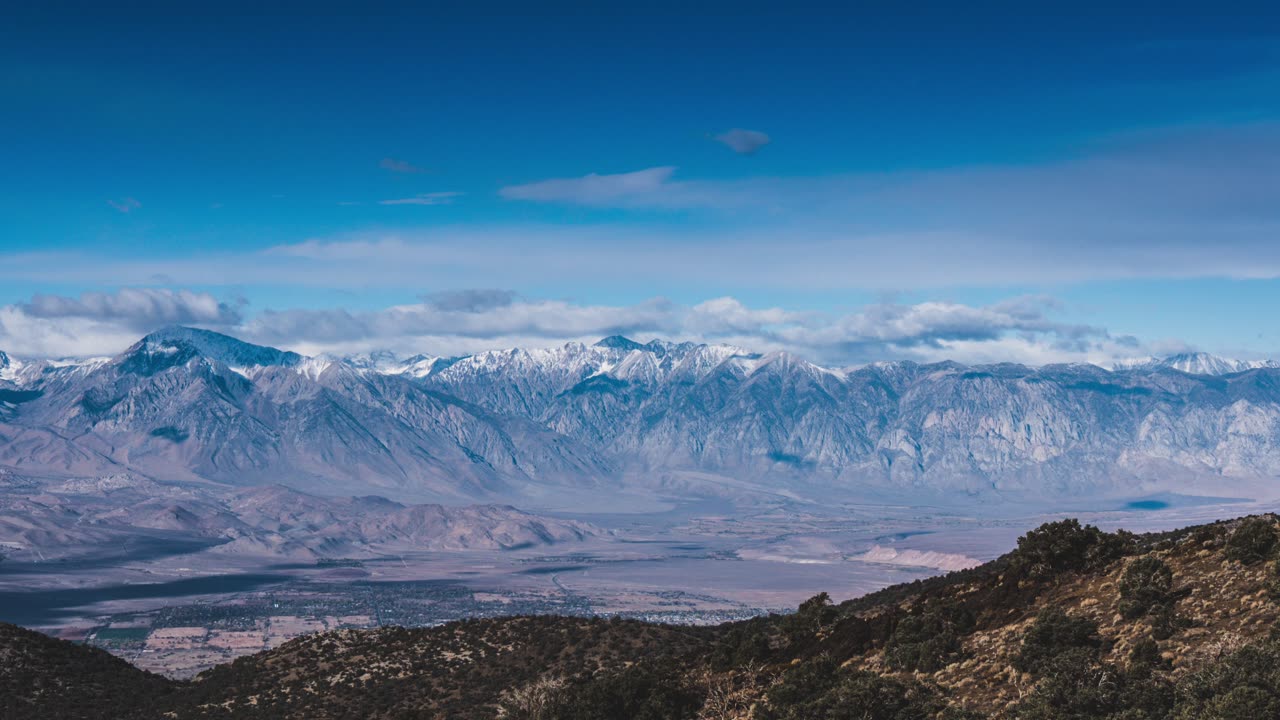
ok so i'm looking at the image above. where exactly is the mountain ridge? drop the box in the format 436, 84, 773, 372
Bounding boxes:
4, 328, 1280, 504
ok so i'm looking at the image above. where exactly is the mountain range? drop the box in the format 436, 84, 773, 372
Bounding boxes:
4, 326, 1280, 505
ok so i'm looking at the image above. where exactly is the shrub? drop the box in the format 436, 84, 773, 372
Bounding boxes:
785, 592, 838, 637
1010, 519, 1132, 580
883, 602, 974, 673
1129, 638, 1163, 669
1013, 647, 1127, 719
1267, 559, 1280, 604
1175, 640, 1280, 719
760, 656, 949, 720
1224, 518, 1278, 565
710, 625, 772, 669
1118, 557, 1175, 620
542, 664, 701, 720
1014, 607, 1101, 674
1015, 646, 1174, 720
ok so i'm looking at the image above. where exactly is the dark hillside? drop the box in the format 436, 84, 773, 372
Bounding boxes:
6, 515, 1280, 719
0, 622, 174, 719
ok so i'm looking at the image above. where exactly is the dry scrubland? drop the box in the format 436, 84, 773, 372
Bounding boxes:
7, 514, 1280, 718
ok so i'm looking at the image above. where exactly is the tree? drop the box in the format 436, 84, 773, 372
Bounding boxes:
1010, 519, 1132, 580
1225, 518, 1279, 566
1176, 640, 1280, 719
1118, 556, 1175, 620
883, 602, 973, 673
1014, 607, 1100, 674
760, 656, 950, 720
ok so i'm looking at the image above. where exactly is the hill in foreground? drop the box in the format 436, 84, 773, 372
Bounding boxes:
7, 514, 1280, 718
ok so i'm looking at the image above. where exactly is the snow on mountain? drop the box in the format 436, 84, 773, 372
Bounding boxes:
130, 326, 305, 370
1112, 352, 1280, 376
0, 329, 607, 501
6, 328, 1280, 505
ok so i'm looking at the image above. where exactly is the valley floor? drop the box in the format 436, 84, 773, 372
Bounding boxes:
2, 491, 1269, 678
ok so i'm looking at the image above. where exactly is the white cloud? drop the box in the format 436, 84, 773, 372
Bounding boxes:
500, 167, 678, 206
0, 288, 1147, 368
713, 128, 770, 154
20, 288, 241, 327
378, 191, 463, 206
0, 289, 242, 357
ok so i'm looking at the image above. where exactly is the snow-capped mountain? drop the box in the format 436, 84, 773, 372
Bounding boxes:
0, 328, 606, 501
5, 328, 1280, 504
1112, 351, 1280, 376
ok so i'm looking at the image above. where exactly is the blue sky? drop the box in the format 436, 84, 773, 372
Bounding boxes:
2, 2, 1280, 362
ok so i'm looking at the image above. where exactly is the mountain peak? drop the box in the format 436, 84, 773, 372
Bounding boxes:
127, 326, 303, 371
1113, 351, 1278, 376
594, 335, 645, 351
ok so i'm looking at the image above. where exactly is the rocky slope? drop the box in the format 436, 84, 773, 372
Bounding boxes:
7, 514, 1280, 719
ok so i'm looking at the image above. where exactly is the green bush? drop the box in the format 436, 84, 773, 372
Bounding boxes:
1118, 557, 1175, 620
1175, 640, 1280, 719
1010, 519, 1132, 580
883, 602, 974, 673
1014, 646, 1173, 720
1014, 607, 1101, 674
1128, 638, 1169, 677
1014, 648, 1127, 719
1267, 559, 1280, 603
785, 592, 838, 637
542, 664, 701, 720
1224, 518, 1278, 565
761, 656, 950, 720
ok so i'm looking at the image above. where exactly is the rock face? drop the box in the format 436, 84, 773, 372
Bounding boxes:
4, 327, 1280, 502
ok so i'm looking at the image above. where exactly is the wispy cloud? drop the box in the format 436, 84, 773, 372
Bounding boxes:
107, 197, 141, 213
500, 167, 678, 206
379, 157, 426, 174
422, 289, 518, 313
378, 191, 463, 206
713, 128, 770, 154
5, 124, 1280, 294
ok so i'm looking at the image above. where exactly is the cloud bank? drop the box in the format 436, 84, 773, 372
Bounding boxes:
0, 288, 1143, 368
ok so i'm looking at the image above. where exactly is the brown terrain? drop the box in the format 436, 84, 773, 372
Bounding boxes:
4, 514, 1280, 719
